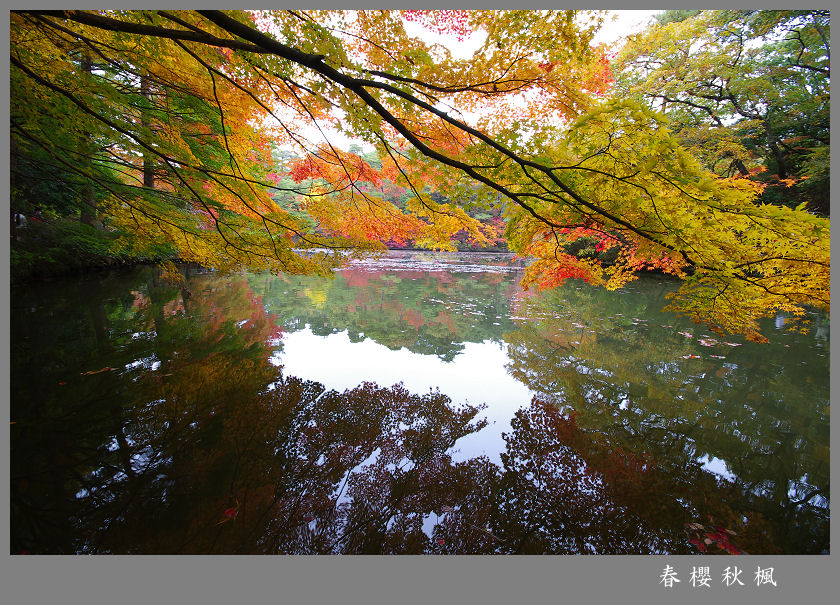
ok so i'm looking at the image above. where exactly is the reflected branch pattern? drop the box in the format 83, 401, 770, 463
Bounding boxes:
10, 261, 829, 554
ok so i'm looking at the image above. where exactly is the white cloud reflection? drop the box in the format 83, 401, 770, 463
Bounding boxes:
271, 327, 533, 464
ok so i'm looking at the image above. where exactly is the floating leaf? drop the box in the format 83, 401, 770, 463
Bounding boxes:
81, 367, 115, 376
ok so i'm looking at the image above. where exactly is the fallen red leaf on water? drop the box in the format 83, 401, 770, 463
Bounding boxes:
689, 537, 708, 553
81, 367, 115, 376
724, 543, 741, 555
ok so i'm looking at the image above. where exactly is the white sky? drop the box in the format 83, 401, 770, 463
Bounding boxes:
592, 10, 659, 47
272, 328, 532, 465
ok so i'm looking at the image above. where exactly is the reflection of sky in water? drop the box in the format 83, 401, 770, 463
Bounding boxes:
10, 255, 830, 554
273, 326, 534, 541
343, 250, 525, 274
272, 327, 532, 465
697, 454, 736, 481
266, 250, 829, 491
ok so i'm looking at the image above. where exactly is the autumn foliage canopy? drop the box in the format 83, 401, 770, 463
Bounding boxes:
9, 9, 829, 341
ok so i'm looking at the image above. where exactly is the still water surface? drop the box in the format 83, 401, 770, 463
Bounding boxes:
10, 251, 829, 554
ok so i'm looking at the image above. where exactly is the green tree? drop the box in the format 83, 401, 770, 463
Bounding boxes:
616, 10, 830, 213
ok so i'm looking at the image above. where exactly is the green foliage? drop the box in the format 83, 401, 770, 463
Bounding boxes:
11, 218, 175, 281
655, 10, 701, 25
615, 10, 830, 214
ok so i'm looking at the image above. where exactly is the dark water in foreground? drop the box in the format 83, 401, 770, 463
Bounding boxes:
10, 251, 829, 554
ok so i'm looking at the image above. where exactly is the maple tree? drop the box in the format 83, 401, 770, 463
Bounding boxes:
10, 9, 829, 341
615, 10, 830, 211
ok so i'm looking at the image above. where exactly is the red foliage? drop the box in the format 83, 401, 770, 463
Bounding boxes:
402, 10, 472, 41
288, 157, 320, 183
288, 151, 383, 187
584, 46, 615, 97
403, 308, 425, 329
536, 261, 593, 289
685, 522, 744, 555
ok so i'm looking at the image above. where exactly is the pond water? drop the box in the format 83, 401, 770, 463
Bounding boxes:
10, 251, 829, 554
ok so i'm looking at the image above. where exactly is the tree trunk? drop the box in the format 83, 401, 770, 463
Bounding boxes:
732, 158, 749, 177
765, 117, 787, 180
140, 74, 155, 189
768, 140, 787, 180
80, 190, 102, 229
79, 54, 103, 230
10, 133, 17, 197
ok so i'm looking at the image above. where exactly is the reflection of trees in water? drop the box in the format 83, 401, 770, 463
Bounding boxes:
503, 283, 830, 554
248, 268, 522, 361
10, 268, 828, 554
84, 377, 490, 555
10, 267, 282, 554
